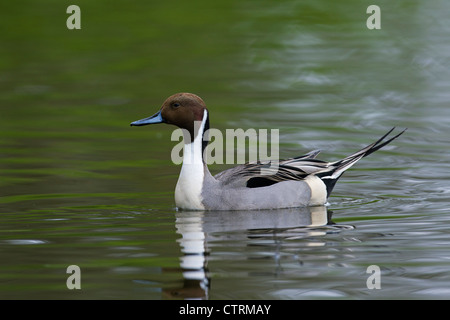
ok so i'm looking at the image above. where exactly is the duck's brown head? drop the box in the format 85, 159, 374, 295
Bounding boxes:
130, 93, 209, 143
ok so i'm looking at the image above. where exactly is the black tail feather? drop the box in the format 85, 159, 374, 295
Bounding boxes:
317, 127, 406, 197
361, 127, 407, 158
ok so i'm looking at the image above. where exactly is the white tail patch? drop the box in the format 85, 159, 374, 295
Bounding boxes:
304, 175, 327, 206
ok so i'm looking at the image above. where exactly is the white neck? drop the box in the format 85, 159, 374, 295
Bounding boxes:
174, 110, 208, 210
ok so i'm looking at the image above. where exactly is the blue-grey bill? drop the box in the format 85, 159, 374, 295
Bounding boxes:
130, 110, 165, 126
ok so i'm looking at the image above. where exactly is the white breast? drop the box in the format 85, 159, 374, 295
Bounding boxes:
174, 110, 208, 210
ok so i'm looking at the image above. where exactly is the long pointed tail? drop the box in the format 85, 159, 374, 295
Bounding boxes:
317, 127, 406, 197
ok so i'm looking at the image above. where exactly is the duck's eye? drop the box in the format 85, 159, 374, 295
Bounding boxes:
172, 103, 180, 108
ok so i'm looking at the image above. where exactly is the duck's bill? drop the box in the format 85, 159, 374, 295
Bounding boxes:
130, 110, 166, 126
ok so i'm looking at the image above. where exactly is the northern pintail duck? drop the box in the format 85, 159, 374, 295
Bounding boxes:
131, 93, 405, 210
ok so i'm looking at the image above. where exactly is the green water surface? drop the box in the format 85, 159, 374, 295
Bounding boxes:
1, 0, 450, 299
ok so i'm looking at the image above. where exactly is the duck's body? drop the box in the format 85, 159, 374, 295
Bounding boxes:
131, 93, 405, 211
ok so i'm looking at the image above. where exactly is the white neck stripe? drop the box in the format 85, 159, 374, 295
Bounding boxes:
174, 109, 208, 210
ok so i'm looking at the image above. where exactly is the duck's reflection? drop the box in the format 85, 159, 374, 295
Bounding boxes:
165, 205, 341, 299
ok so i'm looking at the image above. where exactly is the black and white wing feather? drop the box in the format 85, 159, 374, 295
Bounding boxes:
214, 128, 406, 196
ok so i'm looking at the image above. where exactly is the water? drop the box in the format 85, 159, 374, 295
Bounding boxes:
1, 0, 450, 299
